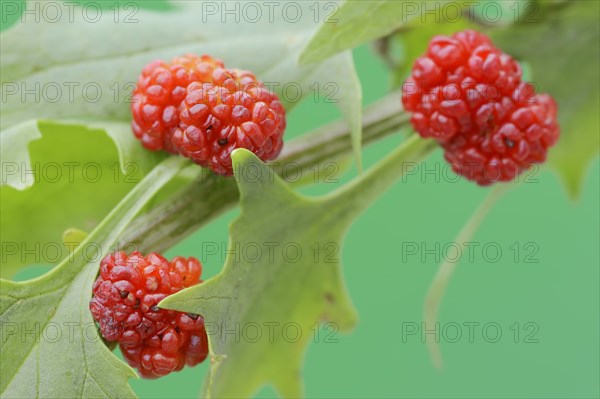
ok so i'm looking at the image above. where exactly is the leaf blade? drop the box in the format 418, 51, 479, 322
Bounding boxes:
0, 155, 188, 398
160, 149, 358, 398
0, 120, 162, 278
299, 0, 418, 64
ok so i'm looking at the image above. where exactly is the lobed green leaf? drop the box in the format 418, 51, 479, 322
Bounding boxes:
160, 149, 359, 398
0, 121, 163, 278
0, 155, 188, 398
160, 136, 435, 397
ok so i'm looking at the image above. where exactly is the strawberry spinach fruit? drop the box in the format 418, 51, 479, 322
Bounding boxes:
402, 30, 559, 185
132, 54, 286, 175
90, 251, 208, 378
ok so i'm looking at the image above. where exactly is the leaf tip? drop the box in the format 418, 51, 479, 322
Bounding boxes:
558, 171, 585, 200
157, 292, 178, 310
231, 148, 275, 189
231, 148, 257, 168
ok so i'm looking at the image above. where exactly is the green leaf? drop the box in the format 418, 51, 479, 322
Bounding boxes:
62, 228, 89, 247
0, 121, 162, 279
299, 0, 422, 65
1, 120, 162, 189
160, 150, 359, 398
160, 136, 435, 398
491, 1, 600, 197
1, 0, 362, 164
0, 155, 188, 398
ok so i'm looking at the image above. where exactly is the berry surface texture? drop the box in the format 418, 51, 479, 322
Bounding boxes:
131, 54, 286, 175
402, 30, 560, 185
89, 252, 209, 378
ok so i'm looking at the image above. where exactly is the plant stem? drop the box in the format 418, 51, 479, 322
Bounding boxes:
122, 90, 412, 253
423, 184, 511, 369
276, 90, 410, 171
322, 134, 437, 223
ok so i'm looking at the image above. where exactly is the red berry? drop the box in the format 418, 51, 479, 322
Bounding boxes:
402, 30, 559, 185
131, 54, 225, 153
172, 68, 286, 175
90, 252, 208, 379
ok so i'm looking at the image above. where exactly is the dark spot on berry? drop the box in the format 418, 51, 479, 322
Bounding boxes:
137, 322, 151, 333
186, 313, 200, 320
150, 305, 159, 312
218, 138, 228, 146
119, 290, 129, 299
504, 138, 515, 148
175, 326, 180, 333
207, 124, 213, 131
134, 298, 140, 308
158, 334, 164, 339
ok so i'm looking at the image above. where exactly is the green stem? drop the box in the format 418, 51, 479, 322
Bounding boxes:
323, 134, 437, 222
276, 90, 410, 172
423, 184, 511, 369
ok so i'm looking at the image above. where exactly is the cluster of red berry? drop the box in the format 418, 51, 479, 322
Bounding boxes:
90, 252, 208, 378
402, 30, 559, 185
131, 54, 286, 175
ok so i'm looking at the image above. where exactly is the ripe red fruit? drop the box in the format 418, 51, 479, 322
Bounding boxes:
402, 30, 559, 185
89, 251, 208, 378
131, 54, 225, 153
172, 68, 286, 175
131, 54, 286, 176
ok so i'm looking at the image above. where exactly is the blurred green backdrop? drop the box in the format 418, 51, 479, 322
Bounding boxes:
6, 1, 599, 398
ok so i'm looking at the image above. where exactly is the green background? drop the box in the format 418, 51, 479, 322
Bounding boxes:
7, 1, 600, 398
